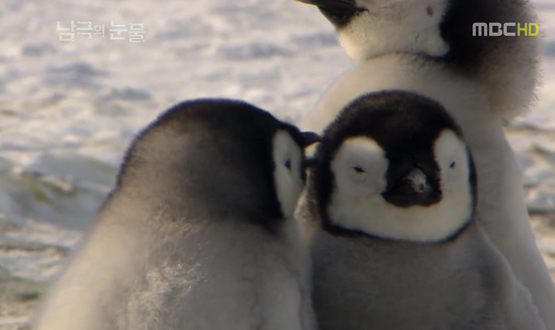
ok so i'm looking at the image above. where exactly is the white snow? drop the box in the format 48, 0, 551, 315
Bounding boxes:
1, 0, 555, 327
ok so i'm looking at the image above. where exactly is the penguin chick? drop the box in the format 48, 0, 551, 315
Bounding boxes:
305, 90, 546, 330
297, 52, 555, 330
297, 0, 540, 119
33, 99, 319, 330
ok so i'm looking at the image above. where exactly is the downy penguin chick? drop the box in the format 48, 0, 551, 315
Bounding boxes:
295, 0, 552, 326
33, 99, 319, 330
296, 0, 540, 117
296, 51, 555, 330
305, 90, 546, 330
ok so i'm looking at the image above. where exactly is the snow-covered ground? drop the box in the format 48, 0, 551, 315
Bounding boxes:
1, 0, 555, 328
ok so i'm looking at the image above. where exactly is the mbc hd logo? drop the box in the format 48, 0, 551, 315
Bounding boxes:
472, 23, 540, 37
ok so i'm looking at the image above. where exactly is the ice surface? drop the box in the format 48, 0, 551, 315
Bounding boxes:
1, 0, 555, 328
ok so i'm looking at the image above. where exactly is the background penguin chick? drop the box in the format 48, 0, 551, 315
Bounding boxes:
305, 90, 546, 330
32, 99, 319, 330
297, 0, 540, 119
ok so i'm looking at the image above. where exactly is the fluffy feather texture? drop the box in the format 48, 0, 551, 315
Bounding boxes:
337, 0, 449, 60
298, 58, 555, 328
309, 222, 545, 330
298, 0, 541, 118
302, 90, 546, 330
33, 99, 316, 330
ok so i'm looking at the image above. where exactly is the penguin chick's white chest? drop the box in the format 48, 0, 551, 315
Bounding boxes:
296, 0, 540, 118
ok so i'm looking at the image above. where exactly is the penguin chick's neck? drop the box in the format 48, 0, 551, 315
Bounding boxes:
324, 0, 539, 118
336, 0, 450, 61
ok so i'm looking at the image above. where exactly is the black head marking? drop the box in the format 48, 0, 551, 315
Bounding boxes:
310, 90, 477, 240
296, 0, 368, 28
115, 99, 308, 230
439, 0, 536, 72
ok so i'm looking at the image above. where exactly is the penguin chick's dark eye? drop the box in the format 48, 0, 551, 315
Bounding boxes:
353, 166, 366, 174
285, 159, 291, 170
450, 162, 456, 169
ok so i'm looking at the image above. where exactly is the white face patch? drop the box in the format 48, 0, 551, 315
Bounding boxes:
327, 132, 473, 242
272, 130, 304, 219
433, 129, 473, 230
337, 0, 449, 61
330, 137, 388, 199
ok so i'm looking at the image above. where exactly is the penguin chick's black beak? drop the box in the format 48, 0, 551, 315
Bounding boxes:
381, 169, 441, 207
295, 0, 368, 27
300, 131, 322, 148
304, 157, 319, 170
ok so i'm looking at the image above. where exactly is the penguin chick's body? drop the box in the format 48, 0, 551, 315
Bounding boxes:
305, 91, 545, 330
297, 0, 540, 118
33, 100, 317, 330
298, 53, 555, 329
312, 224, 542, 330
296, 0, 552, 326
